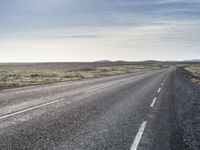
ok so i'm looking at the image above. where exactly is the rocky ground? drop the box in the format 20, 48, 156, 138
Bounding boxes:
175, 67, 200, 150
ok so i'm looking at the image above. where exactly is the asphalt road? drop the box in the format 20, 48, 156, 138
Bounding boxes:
0, 67, 181, 150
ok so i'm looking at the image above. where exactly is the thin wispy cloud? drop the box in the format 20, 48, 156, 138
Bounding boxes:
0, 0, 199, 62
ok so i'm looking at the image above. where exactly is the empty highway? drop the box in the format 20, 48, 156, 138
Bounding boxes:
0, 67, 181, 150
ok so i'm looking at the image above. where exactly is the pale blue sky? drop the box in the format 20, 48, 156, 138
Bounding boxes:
0, 0, 200, 62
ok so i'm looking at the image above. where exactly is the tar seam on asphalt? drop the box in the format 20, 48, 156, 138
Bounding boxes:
85, 84, 113, 93
0, 98, 64, 120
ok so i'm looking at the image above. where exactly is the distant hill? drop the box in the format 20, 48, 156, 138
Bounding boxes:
94, 60, 113, 63
184, 59, 200, 62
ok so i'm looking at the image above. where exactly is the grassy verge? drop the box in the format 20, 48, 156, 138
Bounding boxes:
184, 64, 200, 84
0, 63, 167, 90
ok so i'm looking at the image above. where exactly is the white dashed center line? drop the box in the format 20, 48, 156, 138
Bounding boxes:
157, 88, 161, 93
130, 121, 147, 150
130, 79, 167, 149
0, 98, 64, 120
150, 97, 157, 108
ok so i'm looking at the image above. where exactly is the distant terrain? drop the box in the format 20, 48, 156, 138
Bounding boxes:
183, 59, 200, 62
1, 61, 199, 90
0, 61, 168, 90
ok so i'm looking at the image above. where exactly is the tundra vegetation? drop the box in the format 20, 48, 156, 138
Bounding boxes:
0, 62, 167, 90
184, 64, 200, 84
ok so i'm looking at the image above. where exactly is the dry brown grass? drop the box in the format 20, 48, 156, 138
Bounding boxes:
185, 64, 200, 84
0, 63, 167, 89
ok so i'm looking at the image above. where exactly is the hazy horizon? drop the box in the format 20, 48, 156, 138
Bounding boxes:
0, 58, 200, 63
1, 0, 200, 62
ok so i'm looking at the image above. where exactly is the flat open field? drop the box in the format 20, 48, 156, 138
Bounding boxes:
184, 64, 200, 84
0, 62, 167, 90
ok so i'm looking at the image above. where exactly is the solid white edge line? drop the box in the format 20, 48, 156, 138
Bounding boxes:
0, 98, 64, 120
157, 88, 161, 93
150, 97, 157, 108
130, 121, 147, 150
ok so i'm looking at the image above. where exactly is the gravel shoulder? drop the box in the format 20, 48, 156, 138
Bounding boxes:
175, 67, 200, 150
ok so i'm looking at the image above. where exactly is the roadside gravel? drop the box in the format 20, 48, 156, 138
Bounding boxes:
175, 67, 200, 150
